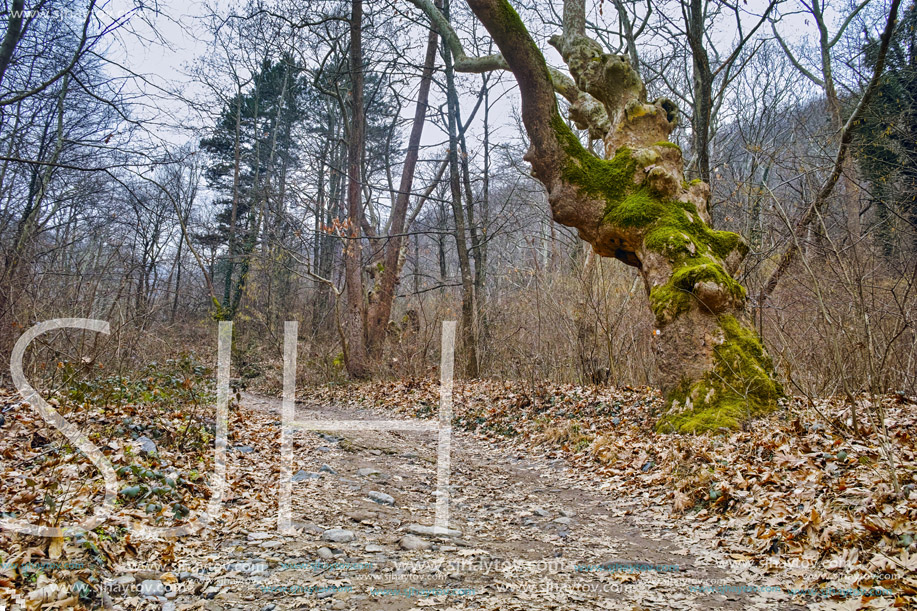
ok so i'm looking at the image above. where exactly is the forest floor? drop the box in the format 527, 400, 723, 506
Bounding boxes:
1, 380, 915, 610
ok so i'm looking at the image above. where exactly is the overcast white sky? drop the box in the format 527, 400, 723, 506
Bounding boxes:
98, 0, 879, 171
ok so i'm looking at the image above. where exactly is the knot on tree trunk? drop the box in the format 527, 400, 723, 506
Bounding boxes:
549, 34, 645, 127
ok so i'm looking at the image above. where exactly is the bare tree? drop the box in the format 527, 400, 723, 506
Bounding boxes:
762, 0, 904, 299
412, 0, 782, 431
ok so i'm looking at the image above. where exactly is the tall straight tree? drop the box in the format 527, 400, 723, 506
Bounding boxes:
441, 0, 479, 377
343, 0, 371, 377
365, 18, 440, 353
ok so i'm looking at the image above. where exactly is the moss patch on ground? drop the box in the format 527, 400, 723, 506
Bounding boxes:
656, 314, 783, 434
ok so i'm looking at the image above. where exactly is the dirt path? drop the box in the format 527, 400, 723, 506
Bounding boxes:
144, 393, 809, 611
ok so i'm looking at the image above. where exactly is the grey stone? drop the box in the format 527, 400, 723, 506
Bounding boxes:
293, 521, 325, 534
234, 445, 255, 453
367, 491, 395, 506
322, 528, 355, 543
247, 532, 273, 541
532, 507, 551, 517
140, 580, 166, 598
399, 535, 431, 551
365, 544, 385, 553
317, 547, 335, 559
357, 467, 381, 477
320, 464, 337, 474
162, 603, 176, 611
136, 436, 157, 455
292, 470, 321, 482
560, 509, 575, 518
553, 516, 573, 525
260, 540, 283, 549
348, 510, 376, 522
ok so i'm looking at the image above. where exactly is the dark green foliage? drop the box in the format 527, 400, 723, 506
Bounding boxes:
116, 463, 195, 522
64, 354, 215, 451
198, 57, 307, 319
854, 2, 917, 255
65, 355, 213, 413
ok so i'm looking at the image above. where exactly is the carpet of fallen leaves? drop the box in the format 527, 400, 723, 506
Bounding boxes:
305, 379, 917, 606
0, 360, 225, 609
1, 375, 916, 610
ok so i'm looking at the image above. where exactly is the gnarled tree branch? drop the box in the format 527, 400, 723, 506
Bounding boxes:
406, 0, 610, 138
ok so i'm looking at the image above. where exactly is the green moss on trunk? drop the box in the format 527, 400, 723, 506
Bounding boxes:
550, 114, 779, 434
657, 314, 783, 434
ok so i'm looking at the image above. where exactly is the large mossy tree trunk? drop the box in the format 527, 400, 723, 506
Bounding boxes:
455, 0, 783, 432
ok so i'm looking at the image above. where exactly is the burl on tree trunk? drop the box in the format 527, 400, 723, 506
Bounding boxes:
459, 0, 783, 432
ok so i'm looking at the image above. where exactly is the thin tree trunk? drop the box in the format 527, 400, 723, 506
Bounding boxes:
220, 86, 244, 319
0, 0, 24, 90
343, 0, 371, 378
477, 81, 491, 355
442, 0, 478, 377
685, 0, 712, 184
456, 82, 489, 367
365, 21, 438, 352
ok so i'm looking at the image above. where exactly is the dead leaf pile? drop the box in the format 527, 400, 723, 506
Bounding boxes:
304, 379, 917, 606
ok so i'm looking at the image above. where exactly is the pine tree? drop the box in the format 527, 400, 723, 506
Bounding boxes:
199, 57, 305, 319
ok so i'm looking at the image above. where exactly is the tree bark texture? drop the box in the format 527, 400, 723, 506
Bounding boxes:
460, 0, 782, 432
